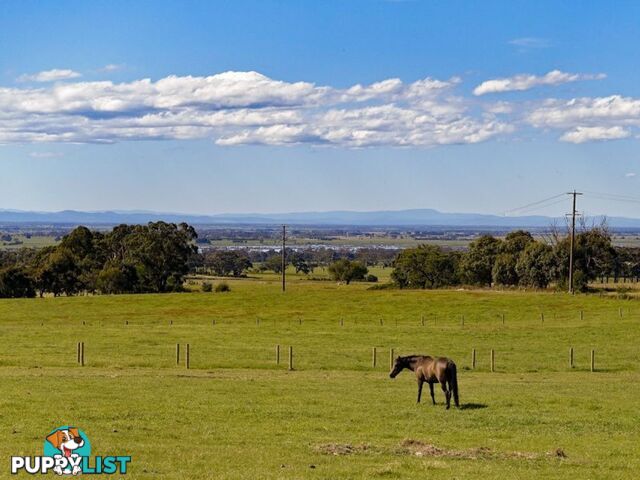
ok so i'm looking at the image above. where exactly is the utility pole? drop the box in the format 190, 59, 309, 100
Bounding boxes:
281, 225, 286, 292
567, 190, 583, 294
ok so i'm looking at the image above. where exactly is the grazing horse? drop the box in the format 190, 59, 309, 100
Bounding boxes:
389, 355, 459, 409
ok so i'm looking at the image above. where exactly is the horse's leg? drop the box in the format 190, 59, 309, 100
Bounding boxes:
416, 379, 424, 403
429, 382, 436, 405
439, 379, 451, 409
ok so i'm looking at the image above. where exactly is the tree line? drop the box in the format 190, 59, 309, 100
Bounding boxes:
0, 222, 197, 297
391, 228, 637, 291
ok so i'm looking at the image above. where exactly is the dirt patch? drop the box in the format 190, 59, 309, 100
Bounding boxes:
314, 443, 372, 456
399, 439, 564, 461
314, 440, 566, 461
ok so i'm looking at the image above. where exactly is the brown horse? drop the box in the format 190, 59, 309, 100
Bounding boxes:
389, 355, 459, 409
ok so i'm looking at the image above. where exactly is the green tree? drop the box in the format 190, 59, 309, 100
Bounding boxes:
492, 253, 519, 286
328, 259, 368, 284
516, 242, 556, 289
0, 266, 35, 298
460, 235, 502, 286
205, 251, 252, 277
391, 245, 459, 289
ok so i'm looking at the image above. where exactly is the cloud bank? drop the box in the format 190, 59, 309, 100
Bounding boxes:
1, 69, 639, 147
18, 69, 82, 83
473, 70, 605, 96
0, 71, 511, 147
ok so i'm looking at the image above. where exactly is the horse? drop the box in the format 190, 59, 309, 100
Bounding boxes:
389, 355, 459, 409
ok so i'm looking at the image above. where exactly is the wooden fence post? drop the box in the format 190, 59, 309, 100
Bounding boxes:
590, 349, 595, 372
421, 314, 425, 326
80, 342, 85, 367
389, 348, 394, 369
372, 347, 377, 368
276, 344, 280, 365
619, 307, 623, 318
288, 346, 293, 371
540, 313, 544, 325
185, 344, 190, 369
501, 313, 505, 325
176, 344, 180, 365
461, 315, 465, 328
471, 348, 476, 369
580, 310, 583, 321
569, 347, 574, 369
490, 349, 495, 372
77, 342, 81, 364
340, 318, 344, 327
379, 318, 383, 326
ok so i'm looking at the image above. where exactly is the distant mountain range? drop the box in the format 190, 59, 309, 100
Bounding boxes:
2, 208, 640, 228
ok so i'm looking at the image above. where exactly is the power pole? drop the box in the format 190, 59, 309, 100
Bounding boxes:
281, 225, 286, 292
567, 190, 583, 294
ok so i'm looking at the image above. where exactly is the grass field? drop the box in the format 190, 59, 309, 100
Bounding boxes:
1, 278, 639, 479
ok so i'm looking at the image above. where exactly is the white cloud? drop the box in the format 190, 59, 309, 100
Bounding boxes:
559, 126, 630, 143
99, 64, 124, 72
0, 71, 512, 147
625, 172, 636, 178
473, 70, 605, 96
29, 151, 64, 158
18, 69, 82, 83
508, 37, 552, 49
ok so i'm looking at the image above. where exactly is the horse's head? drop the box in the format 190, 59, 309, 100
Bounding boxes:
389, 356, 408, 378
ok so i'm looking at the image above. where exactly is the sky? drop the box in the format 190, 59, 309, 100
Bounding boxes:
1, 0, 640, 217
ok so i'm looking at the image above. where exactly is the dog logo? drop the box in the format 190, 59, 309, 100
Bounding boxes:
43, 426, 91, 476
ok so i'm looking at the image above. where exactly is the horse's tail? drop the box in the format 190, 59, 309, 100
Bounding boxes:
448, 360, 460, 407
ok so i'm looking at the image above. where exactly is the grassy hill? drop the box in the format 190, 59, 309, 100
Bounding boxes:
1, 278, 638, 479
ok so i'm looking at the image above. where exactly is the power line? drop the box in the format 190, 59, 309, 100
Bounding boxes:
503, 193, 566, 216
583, 190, 640, 205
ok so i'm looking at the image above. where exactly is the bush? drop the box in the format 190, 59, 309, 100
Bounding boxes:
366, 274, 378, 283
215, 282, 231, 293
201, 281, 212, 292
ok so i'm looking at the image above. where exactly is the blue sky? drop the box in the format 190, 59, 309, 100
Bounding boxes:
1, 0, 640, 217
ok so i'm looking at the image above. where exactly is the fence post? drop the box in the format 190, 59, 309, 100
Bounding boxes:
471, 348, 476, 369
389, 348, 394, 369
176, 344, 180, 365
421, 314, 425, 326
80, 342, 85, 367
372, 347, 377, 368
256, 318, 260, 326
170, 320, 173, 326
490, 349, 495, 372
276, 344, 280, 365
590, 349, 595, 372
619, 307, 623, 318
185, 344, 190, 369
77, 342, 81, 364
501, 313, 505, 325
569, 347, 574, 369
540, 313, 544, 325
461, 315, 465, 328
340, 318, 344, 327
288, 346, 293, 371
580, 310, 583, 321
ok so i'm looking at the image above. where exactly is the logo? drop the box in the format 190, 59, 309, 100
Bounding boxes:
11, 426, 131, 476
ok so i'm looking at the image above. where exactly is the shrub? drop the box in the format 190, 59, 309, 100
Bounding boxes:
215, 282, 231, 293
366, 274, 378, 282
201, 281, 212, 292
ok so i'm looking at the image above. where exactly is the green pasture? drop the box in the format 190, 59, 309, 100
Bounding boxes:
1, 279, 638, 478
